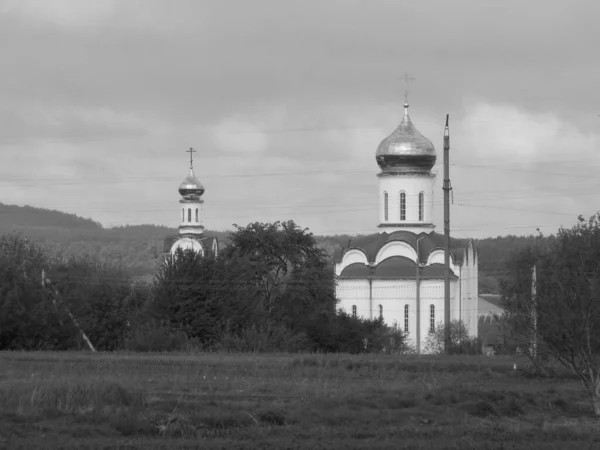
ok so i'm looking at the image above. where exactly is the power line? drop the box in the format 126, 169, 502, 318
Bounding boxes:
2, 159, 600, 186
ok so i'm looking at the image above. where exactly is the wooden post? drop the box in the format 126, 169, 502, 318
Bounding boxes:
531, 264, 537, 358
42, 270, 97, 352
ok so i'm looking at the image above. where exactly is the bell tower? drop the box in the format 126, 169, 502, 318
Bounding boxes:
375, 100, 437, 234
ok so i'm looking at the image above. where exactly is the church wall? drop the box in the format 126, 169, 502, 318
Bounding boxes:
178, 199, 204, 232
372, 280, 416, 345
419, 279, 459, 352
378, 175, 436, 226
336, 279, 372, 319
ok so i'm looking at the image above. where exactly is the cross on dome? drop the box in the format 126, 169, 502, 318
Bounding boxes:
186, 147, 196, 169
401, 73, 416, 104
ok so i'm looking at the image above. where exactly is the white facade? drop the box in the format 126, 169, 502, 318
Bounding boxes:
378, 173, 436, 234
178, 199, 204, 235
334, 101, 478, 353
335, 240, 478, 352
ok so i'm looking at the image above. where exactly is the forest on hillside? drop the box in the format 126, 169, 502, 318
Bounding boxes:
0, 202, 544, 293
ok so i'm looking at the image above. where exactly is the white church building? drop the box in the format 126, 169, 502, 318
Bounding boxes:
163, 148, 219, 257
334, 102, 478, 353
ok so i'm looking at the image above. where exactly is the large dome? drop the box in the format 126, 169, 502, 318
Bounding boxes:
376, 103, 436, 173
178, 168, 205, 197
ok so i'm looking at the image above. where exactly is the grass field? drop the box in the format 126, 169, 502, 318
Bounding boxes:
0, 351, 598, 449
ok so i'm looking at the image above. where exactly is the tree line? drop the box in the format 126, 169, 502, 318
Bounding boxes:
498, 213, 600, 417
1, 201, 559, 294
0, 220, 406, 354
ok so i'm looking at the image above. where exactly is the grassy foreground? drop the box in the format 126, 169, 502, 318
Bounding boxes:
0, 352, 598, 449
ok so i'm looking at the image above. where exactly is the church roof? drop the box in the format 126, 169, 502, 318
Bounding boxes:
162, 234, 218, 255
375, 103, 436, 173
334, 230, 472, 265
339, 256, 458, 280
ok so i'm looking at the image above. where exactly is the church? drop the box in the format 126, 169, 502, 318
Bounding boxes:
334, 101, 478, 353
163, 148, 219, 257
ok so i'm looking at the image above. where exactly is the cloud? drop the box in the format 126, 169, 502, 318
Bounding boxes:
1, 0, 600, 239
457, 101, 599, 168
3, 0, 119, 26
212, 117, 269, 154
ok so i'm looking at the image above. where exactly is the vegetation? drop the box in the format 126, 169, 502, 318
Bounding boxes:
499, 214, 600, 416
1, 351, 599, 449
0, 202, 553, 293
0, 220, 406, 354
424, 319, 482, 355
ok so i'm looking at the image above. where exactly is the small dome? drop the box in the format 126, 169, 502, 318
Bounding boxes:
178, 168, 205, 197
376, 103, 436, 173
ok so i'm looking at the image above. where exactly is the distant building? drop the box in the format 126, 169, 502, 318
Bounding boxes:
163, 149, 218, 257
478, 294, 507, 354
334, 101, 478, 353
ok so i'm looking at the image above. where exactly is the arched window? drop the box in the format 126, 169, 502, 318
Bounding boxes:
352, 305, 357, 318
404, 304, 409, 332
378, 304, 383, 319
187, 208, 192, 222
418, 192, 424, 221
429, 304, 435, 333
384, 191, 389, 221
195, 208, 199, 222
400, 192, 406, 221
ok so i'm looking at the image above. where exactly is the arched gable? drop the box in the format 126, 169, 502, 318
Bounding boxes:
375, 240, 417, 265
425, 247, 460, 267
342, 249, 369, 267
171, 237, 205, 257
426, 249, 445, 266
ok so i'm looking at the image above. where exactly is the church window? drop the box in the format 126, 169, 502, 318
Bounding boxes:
404, 305, 409, 332
352, 305, 357, 318
429, 305, 435, 333
400, 192, 406, 221
384, 192, 389, 221
188, 208, 192, 222
195, 208, 199, 222
378, 304, 383, 319
419, 192, 424, 221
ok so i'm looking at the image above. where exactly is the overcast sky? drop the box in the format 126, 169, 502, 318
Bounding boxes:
1, 0, 599, 238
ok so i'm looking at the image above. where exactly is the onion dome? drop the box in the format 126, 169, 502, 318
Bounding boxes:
178, 167, 205, 197
376, 103, 436, 173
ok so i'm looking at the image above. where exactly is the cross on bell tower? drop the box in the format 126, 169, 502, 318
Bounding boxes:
401, 73, 416, 104
186, 147, 196, 169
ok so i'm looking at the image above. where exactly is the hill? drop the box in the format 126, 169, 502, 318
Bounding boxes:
0, 203, 541, 292
0, 203, 228, 276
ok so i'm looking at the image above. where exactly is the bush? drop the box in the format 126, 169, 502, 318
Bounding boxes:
124, 323, 203, 352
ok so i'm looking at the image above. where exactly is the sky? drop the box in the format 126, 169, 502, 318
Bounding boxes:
1, 0, 599, 238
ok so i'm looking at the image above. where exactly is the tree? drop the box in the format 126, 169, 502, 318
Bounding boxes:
0, 234, 76, 350
224, 221, 337, 334
501, 214, 600, 416
424, 319, 481, 355
47, 257, 138, 351
151, 248, 263, 347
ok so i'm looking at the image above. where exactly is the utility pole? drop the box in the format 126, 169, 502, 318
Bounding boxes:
416, 235, 426, 354
443, 114, 452, 354
531, 264, 537, 359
